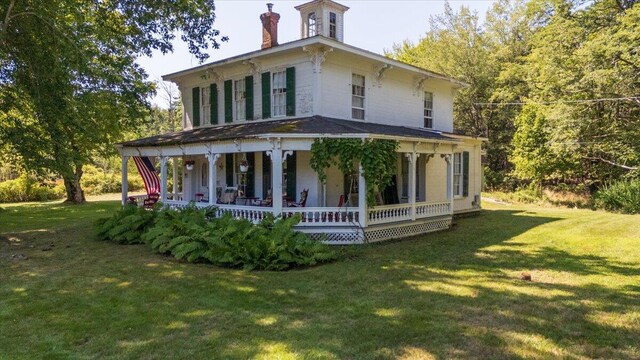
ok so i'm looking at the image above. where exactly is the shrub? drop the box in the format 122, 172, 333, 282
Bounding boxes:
82, 165, 145, 195
0, 175, 65, 203
139, 204, 338, 270
594, 179, 640, 214
95, 204, 158, 244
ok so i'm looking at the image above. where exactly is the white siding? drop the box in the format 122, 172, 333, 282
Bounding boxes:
320, 52, 456, 132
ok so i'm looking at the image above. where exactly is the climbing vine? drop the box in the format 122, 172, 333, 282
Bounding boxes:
310, 138, 399, 206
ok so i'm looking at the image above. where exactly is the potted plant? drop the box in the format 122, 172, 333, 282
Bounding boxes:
239, 158, 249, 173
185, 160, 195, 171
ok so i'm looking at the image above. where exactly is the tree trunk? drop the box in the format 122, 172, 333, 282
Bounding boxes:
63, 164, 85, 204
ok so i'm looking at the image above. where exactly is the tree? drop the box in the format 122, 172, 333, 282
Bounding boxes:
0, 0, 227, 203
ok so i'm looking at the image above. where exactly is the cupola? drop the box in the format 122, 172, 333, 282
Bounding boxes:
295, 0, 349, 42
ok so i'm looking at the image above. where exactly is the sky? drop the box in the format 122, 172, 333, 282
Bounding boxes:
137, 0, 497, 108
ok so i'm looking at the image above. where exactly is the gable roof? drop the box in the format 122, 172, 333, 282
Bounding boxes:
162, 36, 468, 88
119, 116, 459, 147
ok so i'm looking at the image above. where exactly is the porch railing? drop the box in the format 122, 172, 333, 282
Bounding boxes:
162, 200, 450, 226
368, 203, 412, 225
283, 207, 360, 227
368, 201, 451, 225
415, 201, 451, 219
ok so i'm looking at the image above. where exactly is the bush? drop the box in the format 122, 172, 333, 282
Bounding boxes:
0, 175, 65, 203
82, 165, 145, 195
594, 179, 640, 214
95, 204, 158, 244
97, 203, 338, 270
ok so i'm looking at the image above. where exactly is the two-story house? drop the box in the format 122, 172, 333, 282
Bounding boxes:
118, 0, 485, 244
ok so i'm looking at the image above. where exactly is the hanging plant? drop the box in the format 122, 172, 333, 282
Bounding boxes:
239, 156, 249, 173
184, 160, 195, 171
310, 138, 398, 206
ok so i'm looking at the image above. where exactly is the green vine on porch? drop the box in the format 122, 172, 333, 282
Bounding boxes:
310, 138, 399, 206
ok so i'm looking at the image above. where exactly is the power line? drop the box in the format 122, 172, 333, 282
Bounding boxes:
474, 96, 640, 107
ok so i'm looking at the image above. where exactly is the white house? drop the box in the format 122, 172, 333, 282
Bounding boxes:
118, 0, 486, 244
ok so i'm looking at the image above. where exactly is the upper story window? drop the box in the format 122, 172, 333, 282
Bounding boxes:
201, 86, 210, 125
272, 70, 287, 117
453, 153, 463, 197
234, 79, 246, 120
424, 91, 433, 128
307, 12, 316, 36
352, 73, 365, 120
329, 12, 337, 38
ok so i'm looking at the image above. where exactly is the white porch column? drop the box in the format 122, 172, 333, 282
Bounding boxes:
206, 153, 220, 205
269, 150, 284, 216
172, 157, 178, 199
160, 156, 168, 202
406, 152, 417, 221
121, 155, 128, 205
358, 163, 367, 227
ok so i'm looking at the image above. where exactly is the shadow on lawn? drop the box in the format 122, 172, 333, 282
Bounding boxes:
186, 209, 639, 359
2, 207, 639, 359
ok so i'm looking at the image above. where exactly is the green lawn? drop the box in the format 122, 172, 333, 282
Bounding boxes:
1, 198, 639, 359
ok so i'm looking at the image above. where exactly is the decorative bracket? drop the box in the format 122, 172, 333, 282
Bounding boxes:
373, 64, 393, 86
283, 150, 294, 163
233, 139, 241, 151
203, 68, 223, 83
303, 45, 333, 73
424, 153, 435, 163
243, 59, 261, 76
404, 152, 415, 164
160, 156, 168, 166
269, 137, 282, 150
265, 150, 273, 159
205, 153, 220, 164
433, 143, 440, 153
414, 76, 428, 95
441, 153, 452, 164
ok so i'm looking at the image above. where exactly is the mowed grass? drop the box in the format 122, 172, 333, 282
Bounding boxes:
1, 197, 639, 359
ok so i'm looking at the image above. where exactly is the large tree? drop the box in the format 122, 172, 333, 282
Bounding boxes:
0, 0, 226, 203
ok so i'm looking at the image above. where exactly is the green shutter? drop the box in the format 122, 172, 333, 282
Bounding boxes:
286, 67, 296, 116
462, 151, 470, 197
286, 152, 297, 201
262, 152, 271, 198
210, 83, 218, 125
224, 80, 233, 123
225, 154, 234, 186
192, 87, 200, 127
246, 152, 255, 197
261, 72, 271, 119
245, 76, 254, 120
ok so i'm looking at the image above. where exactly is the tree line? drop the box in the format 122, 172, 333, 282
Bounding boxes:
389, 0, 639, 192
0, 0, 225, 203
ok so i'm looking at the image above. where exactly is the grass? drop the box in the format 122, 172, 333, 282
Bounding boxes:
1, 196, 639, 359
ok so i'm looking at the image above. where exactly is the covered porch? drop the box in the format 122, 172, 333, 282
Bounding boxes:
118, 117, 460, 244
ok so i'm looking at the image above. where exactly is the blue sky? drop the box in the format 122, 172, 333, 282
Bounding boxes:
138, 0, 496, 107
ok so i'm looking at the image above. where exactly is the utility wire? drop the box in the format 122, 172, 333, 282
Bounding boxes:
474, 96, 640, 107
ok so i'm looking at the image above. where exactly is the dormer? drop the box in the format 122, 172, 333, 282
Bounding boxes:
295, 0, 349, 42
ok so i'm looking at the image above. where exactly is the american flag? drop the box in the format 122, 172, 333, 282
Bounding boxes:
133, 156, 161, 195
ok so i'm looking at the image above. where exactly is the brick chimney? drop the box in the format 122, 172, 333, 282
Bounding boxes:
260, 3, 280, 49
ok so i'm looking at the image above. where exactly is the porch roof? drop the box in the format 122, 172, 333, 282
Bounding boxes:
119, 116, 459, 147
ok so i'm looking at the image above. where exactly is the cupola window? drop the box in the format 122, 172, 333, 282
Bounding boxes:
307, 12, 317, 36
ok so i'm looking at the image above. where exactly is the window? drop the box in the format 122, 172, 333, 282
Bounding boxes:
352, 73, 365, 120
453, 153, 463, 197
272, 70, 286, 117
401, 155, 409, 198
424, 91, 433, 128
329, 12, 337, 38
234, 79, 246, 120
307, 12, 316, 37
201, 162, 208, 187
201, 86, 210, 125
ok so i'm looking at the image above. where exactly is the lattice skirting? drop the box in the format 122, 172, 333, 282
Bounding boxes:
364, 216, 452, 243
296, 227, 365, 245
294, 216, 452, 245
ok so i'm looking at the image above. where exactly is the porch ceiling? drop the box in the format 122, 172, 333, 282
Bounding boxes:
119, 116, 459, 147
